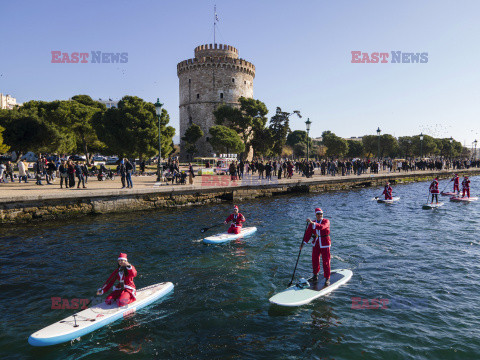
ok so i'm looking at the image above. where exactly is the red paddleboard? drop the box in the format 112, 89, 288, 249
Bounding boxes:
441, 192, 458, 196
450, 196, 478, 202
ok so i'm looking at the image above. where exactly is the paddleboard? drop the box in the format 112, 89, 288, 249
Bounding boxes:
441, 191, 458, 196
203, 226, 257, 244
377, 196, 400, 204
422, 202, 444, 209
28, 282, 174, 347
450, 196, 478, 202
269, 269, 353, 307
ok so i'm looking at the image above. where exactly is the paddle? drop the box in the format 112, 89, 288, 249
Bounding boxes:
440, 181, 450, 194
201, 223, 224, 233
287, 223, 310, 287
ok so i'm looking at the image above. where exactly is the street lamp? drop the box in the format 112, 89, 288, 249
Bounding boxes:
305, 118, 311, 162
419, 132, 424, 159
474, 139, 478, 161
376, 127, 381, 159
407, 139, 412, 158
449, 137, 453, 162
155, 98, 163, 182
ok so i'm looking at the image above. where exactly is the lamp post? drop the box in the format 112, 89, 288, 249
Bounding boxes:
376, 127, 381, 159
407, 139, 412, 158
474, 139, 478, 162
155, 98, 163, 182
305, 118, 311, 162
419, 132, 424, 159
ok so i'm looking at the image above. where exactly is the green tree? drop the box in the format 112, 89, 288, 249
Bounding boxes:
268, 107, 300, 156
213, 97, 268, 157
293, 143, 307, 158
379, 134, 398, 158
362, 135, 377, 158
93, 96, 175, 159
322, 131, 348, 158
398, 136, 414, 158
251, 127, 274, 157
286, 130, 309, 148
208, 125, 245, 154
0, 124, 10, 153
411, 134, 437, 157
346, 140, 364, 158
181, 123, 204, 160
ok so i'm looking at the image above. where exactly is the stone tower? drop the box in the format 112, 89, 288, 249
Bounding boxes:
177, 43, 256, 161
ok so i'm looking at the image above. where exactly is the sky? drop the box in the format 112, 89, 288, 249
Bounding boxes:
1, 0, 479, 148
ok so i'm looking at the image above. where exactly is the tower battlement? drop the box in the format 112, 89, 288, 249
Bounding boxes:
177, 56, 255, 78
194, 43, 238, 58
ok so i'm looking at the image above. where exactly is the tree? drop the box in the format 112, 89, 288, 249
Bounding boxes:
0, 125, 10, 154
213, 97, 268, 157
286, 130, 309, 148
379, 134, 398, 158
181, 123, 204, 160
322, 131, 348, 158
362, 135, 377, 158
268, 107, 299, 156
208, 125, 245, 154
251, 127, 274, 157
93, 96, 175, 159
411, 134, 437, 157
293, 143, 307, 158
346, 140, 364, 158
0, 110, 58, 155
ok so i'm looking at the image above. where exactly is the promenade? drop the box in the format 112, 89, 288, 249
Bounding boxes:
1, 167, 479, 203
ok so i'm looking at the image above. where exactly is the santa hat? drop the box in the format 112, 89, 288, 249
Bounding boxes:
315, 208, 323, 214
118, 253, 128, 261
233, 205, 239, 210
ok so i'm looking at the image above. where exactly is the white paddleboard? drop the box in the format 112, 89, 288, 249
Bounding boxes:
422, 202, 444, 209
441, 191, 458, 196
203, 226, 257, 244
450, 196, 478, 202
377, 196, 400, 204
269, 269, 353, 307
28, 282, 174, 347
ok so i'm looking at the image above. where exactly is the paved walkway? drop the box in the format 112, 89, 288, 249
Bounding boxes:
0, 169, 478, 202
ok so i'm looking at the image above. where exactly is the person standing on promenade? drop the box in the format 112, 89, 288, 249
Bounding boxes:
75, 161, 86, 189
81, 162, 89, 184
429, 178, 440, 204
301, 208, 331, 287
382, 182, 393, 200
119, 159, 127, 188
450, 173, 460, 195
46, 159, 56, 184
188, 162, 195, 185
59, 160, 68, 188
224, 205, 246, 234
125, 158, 133, 188
17, 159, 28, 183
5, 161, 14, 182
462, 176, 471, 198
67, 160, 75, 188
35, 157, 44, 185
96, 253, 137, 307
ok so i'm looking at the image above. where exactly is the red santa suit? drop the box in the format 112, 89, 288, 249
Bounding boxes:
429, 179, 439, 194
303, 215, 331, 280
462, 177, 470, 198
451, 174, 460, 193
383, 185, 393, 200
225, 209, 245, 234
98, 253, 137, 307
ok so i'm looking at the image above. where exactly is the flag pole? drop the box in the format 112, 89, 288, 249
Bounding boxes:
214, 5, 216, 45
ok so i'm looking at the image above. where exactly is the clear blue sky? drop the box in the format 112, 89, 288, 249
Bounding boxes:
1, 0, 479, 147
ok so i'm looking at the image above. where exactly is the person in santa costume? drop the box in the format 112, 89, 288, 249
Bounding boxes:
450, 173, 460, 194
429, 178, 440, 204
224, 205, 246, 234
382, 182, 393, 200
301, 208, 331, 287
96, 253, 137, 307
462, 176, 471, 198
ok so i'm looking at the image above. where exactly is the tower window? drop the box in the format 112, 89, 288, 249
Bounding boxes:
188, 79, 191, 83
189, 116, 192, 124
220, 93, 223, 99
206, 137, 210, 142
232, 78, 235, 83
196, 94, 200, 99
244, 81, 246, 84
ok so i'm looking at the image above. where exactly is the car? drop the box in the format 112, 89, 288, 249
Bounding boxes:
69, 155, 87, 162
21, 152, 38, 162
106, 157, 119, 165
93, 155, 107, 162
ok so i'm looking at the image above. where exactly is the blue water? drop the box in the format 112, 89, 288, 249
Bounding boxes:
1, 177, 479, 359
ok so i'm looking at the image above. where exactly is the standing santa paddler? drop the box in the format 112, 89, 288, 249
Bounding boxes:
96, 253, 137, 307
429, 178, 440, 204
382, 182, 393, 200
224, 205, 246, 234
462, 176, 471, 198
450, 173, 460, 194
301, 208, 331, 287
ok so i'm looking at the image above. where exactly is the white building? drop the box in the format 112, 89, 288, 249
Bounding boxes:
98, 98, 118, 109
0, 93, 20, 109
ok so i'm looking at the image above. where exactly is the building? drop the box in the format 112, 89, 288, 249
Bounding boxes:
0, 93, 19, 109
98, 98, 118, 109
177, 43, 256, 161
344, 136, 363, 142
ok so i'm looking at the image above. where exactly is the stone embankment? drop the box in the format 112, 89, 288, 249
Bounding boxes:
1, 169, 479, 224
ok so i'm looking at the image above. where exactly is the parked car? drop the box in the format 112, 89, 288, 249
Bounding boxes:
69, 155, 87, 162
106, 157, 119, 165
21, 152, 38, 162
92, 155, 107, 162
